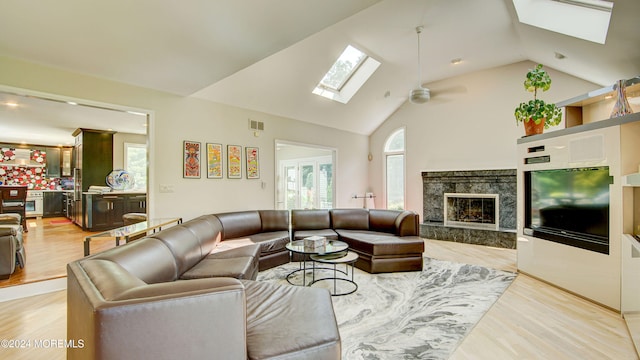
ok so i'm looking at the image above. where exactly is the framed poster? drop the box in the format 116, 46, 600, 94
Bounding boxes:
206, 143, 223, 179
183, 141, 201, 178
227, 145, 242, 179
246, 147, 260, 179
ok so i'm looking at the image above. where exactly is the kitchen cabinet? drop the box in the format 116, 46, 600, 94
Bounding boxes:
72, 128, 114, 227
84, 193, 126, 231
61, 148, 72, 177
126, 194, 147, 213
43, 191, 65, 217
84, 193, 146, 231
46, 147, 61, 178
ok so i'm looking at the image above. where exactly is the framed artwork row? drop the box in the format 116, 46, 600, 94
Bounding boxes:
183, 141, 259, 179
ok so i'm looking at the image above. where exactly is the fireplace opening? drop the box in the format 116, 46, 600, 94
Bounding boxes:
444, 193, 499, 230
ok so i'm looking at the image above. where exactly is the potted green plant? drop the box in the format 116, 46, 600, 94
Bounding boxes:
514, 64, 562, 136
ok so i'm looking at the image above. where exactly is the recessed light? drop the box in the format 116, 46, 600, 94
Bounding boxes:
451, 58, 462, 65
67, 101, 78, 106
5, 102, 18, 107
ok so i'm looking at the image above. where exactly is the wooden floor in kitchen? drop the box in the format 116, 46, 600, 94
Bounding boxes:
0, 216, 114, 288
0, 237, 638, 359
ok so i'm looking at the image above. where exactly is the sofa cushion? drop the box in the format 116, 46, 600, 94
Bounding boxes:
242, 280, 341, 360
217, 211, 262, 239
292, 209, 331, 230
336, 230, 425, 256
248, 231, 290, 255
395, 211, 419, 236
368, 209, 401, 234
180, 244, 260, 280
94, 238, 179, 284
149, 225, 204, 276
331, 208, 370, 230
259, 210, 289, 232
293, 229, 339, 240
182, 215, 223, 255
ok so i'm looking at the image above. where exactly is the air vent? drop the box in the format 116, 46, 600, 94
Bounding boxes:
248, 119, 264, 131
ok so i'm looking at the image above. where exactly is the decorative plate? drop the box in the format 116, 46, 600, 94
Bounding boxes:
106, 169, 134, 190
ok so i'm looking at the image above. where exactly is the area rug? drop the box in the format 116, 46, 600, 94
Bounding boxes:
49, 219, 72, 225
258, 257, 516, 359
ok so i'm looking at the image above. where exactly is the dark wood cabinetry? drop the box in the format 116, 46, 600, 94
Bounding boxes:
43, 191, 65, 217
126, 194, 147, 214
72, 128, 114, 228
47, 147, 73, 178
84, 193, 146, 231
46, 147, 61, 178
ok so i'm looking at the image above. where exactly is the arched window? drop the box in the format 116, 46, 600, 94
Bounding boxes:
384, 128, 405, 210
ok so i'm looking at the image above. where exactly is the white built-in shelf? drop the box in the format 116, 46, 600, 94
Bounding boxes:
623, 173, 640, 187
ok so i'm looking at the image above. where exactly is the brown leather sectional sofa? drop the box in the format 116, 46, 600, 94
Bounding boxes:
292, 208, 425, 273
67, 208, 425, 359
67, 212, 340, 360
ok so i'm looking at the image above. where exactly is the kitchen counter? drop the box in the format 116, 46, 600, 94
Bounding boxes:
83, 192, 147, 231
83, 191, 146, 195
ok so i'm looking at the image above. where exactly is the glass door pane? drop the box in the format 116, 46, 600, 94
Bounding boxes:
285, 165, 298, 210
318, 162, 333, 209
300, 163, 315, 209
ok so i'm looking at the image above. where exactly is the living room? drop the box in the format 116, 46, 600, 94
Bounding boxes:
1, 0, 640, 359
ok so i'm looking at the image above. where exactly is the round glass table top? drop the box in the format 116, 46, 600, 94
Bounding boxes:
286, 239, 348, 255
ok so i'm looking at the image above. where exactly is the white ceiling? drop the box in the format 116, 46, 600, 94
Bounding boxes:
1, 0, 639, 142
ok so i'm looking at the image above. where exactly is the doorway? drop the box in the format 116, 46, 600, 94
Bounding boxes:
275, 141, 335, 210
0, 87, 150, 288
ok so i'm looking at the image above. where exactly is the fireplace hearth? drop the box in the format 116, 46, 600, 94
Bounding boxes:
421, 169, 516, 249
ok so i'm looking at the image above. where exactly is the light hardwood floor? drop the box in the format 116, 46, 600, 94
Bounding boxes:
0, 237, 638, 359
0, 217, 111, 288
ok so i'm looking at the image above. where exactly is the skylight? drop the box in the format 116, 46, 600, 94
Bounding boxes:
512, 0, 614, 44
313, 45, 380, 104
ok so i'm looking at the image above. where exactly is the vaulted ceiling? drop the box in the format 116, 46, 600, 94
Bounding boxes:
1, 0, 639, 141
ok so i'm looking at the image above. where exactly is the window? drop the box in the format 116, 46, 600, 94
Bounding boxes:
384, 128, 405, 210
124, 143, 147, 191
512, 0, 613, 44
312, 45, 381, 104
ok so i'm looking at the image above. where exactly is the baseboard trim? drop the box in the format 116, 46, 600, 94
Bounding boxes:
0, 277, 67, 302
518, 270, 619, 314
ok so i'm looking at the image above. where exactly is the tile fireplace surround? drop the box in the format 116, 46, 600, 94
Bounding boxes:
421, 169, 516, 249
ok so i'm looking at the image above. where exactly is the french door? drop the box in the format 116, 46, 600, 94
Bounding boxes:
278, 156, 333, 210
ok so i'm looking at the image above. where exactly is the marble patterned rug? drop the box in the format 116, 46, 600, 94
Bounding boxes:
258, 257, 516, 359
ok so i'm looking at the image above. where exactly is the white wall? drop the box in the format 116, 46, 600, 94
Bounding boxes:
0, 57, 368, 221
368, 61, 600, 217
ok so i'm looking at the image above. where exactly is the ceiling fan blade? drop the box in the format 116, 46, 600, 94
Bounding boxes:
425, 85, 468, 97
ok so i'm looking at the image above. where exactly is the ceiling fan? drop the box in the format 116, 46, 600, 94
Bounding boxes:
409, 25, 430, 104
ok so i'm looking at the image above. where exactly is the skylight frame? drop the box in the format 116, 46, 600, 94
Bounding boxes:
512, 0, 614, 44
313, 45, 381, 104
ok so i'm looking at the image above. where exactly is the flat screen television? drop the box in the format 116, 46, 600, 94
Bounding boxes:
524, 166, 612, 254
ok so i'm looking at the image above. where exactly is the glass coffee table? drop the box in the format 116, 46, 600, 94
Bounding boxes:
84, 217, 182, 256
310, 251, 359, 296
285, 239, 348, 287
